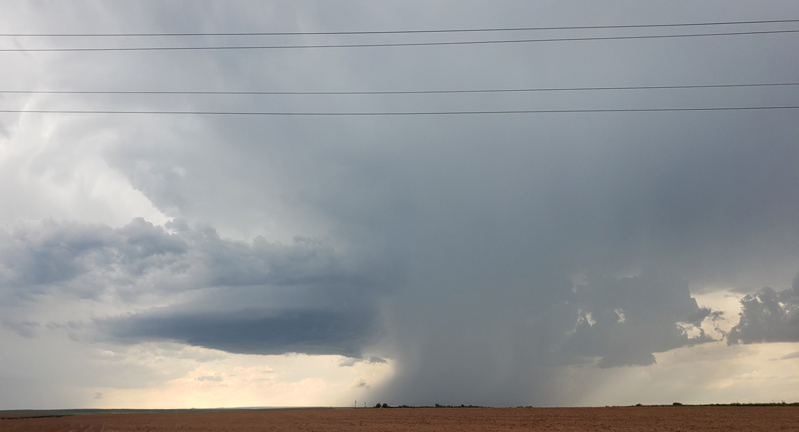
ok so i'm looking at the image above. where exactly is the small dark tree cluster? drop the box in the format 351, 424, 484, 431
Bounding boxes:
374, 403, 389, 408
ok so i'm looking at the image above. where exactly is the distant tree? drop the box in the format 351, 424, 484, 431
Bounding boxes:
381, 403, 389, 408
374, 403, 382, 408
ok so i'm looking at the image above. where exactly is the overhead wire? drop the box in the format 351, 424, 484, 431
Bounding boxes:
2, 20, 796, 115
2, 18, 798, 37
2, 106, 798, 116
0, 29, 798, 52
2, 82, 798, 95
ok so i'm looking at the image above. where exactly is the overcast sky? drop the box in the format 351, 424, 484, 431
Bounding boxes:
1, 0, 798, 409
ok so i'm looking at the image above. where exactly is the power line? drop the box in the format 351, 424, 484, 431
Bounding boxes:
2, 82, 798, 96
3, 19, 798, 37
2, 106, 797, 116
1, 29, 797, 52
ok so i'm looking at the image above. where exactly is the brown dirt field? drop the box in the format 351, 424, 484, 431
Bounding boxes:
1, 407, 798, 432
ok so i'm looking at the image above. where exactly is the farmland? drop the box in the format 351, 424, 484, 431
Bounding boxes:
2, 406, 798, 431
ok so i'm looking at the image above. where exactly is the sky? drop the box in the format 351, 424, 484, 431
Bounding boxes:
0, 0, 798, 409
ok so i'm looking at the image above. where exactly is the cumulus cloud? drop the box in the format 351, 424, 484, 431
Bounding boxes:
728, 275, 799, 345
564, 272, 717, 368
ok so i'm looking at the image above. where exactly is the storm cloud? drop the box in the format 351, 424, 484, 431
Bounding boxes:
0, 217, 388, 357
729, 276, 799, 345
100, 307, 380, 357
0, 218, 369, 299
1, 0, 798, 408
564, 272, 717, 368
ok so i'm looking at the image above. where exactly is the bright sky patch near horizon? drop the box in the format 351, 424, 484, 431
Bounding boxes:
0, 0, 797, 409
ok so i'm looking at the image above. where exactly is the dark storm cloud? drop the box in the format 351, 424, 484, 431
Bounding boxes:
0, 217, 370, 300
728, 275, 799, 345
0, 217, 388, 357
172, 222, 371, 289
564, 272, 716, 368
2, 0, 799, 408
98, 307, 380, 357
338, 355, 388, 367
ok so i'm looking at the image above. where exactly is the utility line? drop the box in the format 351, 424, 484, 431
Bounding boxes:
1, 29, 797, 52
2, 106, 798, 116
3, 19, 798, 37
2, 82, 798, 95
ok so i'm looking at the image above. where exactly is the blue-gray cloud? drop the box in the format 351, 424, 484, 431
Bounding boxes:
2, 321, 41, 339
779, 351, 799, 360
728, 275, 799, 345
564, 272, 716, 368
0, 218, 377, 300
0, 218, 390, 358
98, 307, 381, 357
0, 218, 187, 299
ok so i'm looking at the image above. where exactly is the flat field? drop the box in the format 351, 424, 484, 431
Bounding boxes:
2, 406, 798, 432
